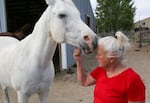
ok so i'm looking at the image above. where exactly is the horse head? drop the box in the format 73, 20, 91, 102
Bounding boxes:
46, 0, 98, 53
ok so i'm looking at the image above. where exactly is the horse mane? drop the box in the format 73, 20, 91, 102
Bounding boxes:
0, 32, 19, 40
0, 23, 32, 40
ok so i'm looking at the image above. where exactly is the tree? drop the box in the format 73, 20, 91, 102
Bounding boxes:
96, 0, 135, 33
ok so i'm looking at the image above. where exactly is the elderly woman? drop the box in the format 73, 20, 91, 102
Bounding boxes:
73, 31, 145, 103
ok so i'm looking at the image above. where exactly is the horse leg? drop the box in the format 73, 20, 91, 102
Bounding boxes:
2, 87, 10, 103
17, 91, 28, 103
39, 90, 49, 103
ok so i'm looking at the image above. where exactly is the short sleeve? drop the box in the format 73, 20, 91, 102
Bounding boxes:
127, 75, 145, 101
90, 66, 102, 80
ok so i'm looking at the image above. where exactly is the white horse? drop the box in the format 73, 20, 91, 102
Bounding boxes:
0, 0, 98, 103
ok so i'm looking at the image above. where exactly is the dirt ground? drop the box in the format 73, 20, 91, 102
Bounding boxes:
0, 43, 150, 103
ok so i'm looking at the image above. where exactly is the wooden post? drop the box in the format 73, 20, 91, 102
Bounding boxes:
139, 30, 142, 48
139, 23, 142, 48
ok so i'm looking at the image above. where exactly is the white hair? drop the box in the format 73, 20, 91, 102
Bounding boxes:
98, 31, 130, 60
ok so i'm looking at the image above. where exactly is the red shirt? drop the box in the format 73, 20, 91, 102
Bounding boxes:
90, 67, 145, 103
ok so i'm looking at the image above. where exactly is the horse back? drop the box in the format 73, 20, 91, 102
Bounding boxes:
0, 36, 19, 50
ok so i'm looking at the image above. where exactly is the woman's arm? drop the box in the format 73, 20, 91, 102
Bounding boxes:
76, 62, 96, 86
73, 48, 96, 86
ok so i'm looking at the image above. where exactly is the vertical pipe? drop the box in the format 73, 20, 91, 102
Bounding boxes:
0, 0, 7, 32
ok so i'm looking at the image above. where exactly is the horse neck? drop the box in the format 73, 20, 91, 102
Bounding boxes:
19, 7, 57, 67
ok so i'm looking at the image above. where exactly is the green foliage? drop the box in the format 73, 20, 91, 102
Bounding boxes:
96, 0, 135, 33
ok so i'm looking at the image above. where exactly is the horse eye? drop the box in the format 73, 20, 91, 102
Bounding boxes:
58, 14, 66, 18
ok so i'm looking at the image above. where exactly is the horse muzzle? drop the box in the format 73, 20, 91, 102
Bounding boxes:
79, 35, 98, 54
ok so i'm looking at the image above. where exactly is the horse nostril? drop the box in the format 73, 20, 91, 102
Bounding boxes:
83, 35, 91, 42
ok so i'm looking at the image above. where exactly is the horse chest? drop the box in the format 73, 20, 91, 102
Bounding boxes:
12, 61, 54, 92
20, 67, 54, 95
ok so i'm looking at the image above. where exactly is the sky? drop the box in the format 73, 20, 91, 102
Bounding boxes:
90, 0, 150, 22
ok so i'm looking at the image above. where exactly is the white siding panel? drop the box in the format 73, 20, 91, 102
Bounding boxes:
0, 0, 7, 32
61, 43, 68, 69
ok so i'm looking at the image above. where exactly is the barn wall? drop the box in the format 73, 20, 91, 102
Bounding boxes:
73, 0, 96, 31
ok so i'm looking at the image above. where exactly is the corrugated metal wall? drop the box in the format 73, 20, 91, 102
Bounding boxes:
73, 0, 96, 31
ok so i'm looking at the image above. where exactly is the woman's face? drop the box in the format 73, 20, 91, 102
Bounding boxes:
96, 45, 110, 68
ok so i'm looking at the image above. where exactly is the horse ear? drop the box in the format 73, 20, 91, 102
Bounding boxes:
45, 0, 55, 5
